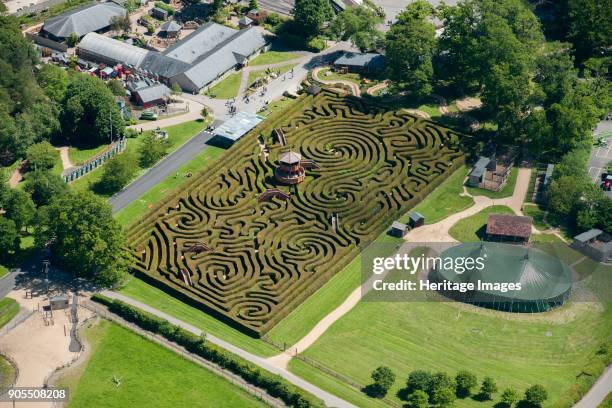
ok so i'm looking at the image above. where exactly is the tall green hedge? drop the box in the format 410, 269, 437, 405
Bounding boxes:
91, 294, 324, 408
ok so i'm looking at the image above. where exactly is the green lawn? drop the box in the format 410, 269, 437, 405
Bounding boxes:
70, 121, 206, 197
115, 145, 225, 227
247, 63, 297, 88
249, 51, 300, 66
523, 203, 548, 231
289, 300, 611, 408
267, 233, 404, 346
0, 355, 15, 391
0, 298, 19, 329
205, 73, 242, 99
0, 265, 9, 280
402, 166, 473, 225
448, 205, 515, 242
316, 68, 362, 86
118, 278, 277, 357
466, 167, 519, 199
63, 321, 267, 408
260, 97, 296, 117
68, 145, 108, 166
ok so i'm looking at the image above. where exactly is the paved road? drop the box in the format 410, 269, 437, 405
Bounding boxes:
108, 130, 215, 213
587, 119, 612, 198
102, 291, 356, 408
574, 365, 612, 408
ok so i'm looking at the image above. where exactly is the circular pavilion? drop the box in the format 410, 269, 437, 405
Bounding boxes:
433, 242, 572, 313
274, 150, 305, 185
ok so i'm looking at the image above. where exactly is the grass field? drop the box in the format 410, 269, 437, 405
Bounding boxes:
316, 68, 362, 86
119, 278, 277, 356
247, 63, 297, 88
70, 121, 206, 197
62, 321, 267, 408
402, 166, 473, 224
466, 167, 519, 199
449, 205, 515, 242
0, 265, 9, 280
523, 203, 548, 231
289, 300, 611, 408
205, 73, 242, 99
0, 298, 19, 329
68, 145, 108, 166
115, 145, 225, 227
249, 51, 300, 66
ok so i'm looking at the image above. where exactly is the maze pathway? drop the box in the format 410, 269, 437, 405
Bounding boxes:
127, 90, 465, 336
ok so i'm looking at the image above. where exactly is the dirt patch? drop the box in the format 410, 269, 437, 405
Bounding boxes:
455, 96, 482, 112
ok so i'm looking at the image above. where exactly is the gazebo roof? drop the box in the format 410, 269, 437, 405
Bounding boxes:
279, 150, 302, 164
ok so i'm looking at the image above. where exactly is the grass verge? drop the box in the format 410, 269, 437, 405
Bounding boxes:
205, 73, 242, 99
249, 51, 300, 66
466, 167, 519, 199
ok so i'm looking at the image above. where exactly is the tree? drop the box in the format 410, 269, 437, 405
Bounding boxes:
59, 74, 125, 146
37, 64, 69, 103
368, 366, 396, 398
110, 13, 131, 35
23, 170, 68, 207
500, 387, 519, 407
26, 141, 58, 171
3, 189, 35, 232
405, 390, 429, 408
455, 370, 477, 398
107, 79, 125, 97
293, 0, 333, 37
479, 377, 497, 400
562, 0, 612, 63
0, 216, 18, 260
524, 384, 548, 407
385, 1, 436, 97
171, 82, 182, 95
96, 152, 136, 194
331, 6, 383, 52
406, 370, 433, 394
249, 0, 258, 10
428, 372, 456, 406
66, 32, 79, 47
35, 190, 128, 286
138, 133, 168, 168
534, 51, 577, 108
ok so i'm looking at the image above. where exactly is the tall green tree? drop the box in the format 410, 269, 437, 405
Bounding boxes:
368, 366, 395, 398
500, 387, 519, 407
35, 190, 128, 286
36, 64, 69, 103
332, 6, 383, 52
428, 372, 456, 406
59, 74, 125, 147
479, 377, 498, 400
24, 170, 68, 207
96, 152, 136, 194
524, 384, 548, 407
385, 1, 436, 97
3, 189, 35, 231
138, 133, 168, 168
293, 0, 333, 36
455, 370, 477, 397
406, 370, 433, 394
405, 390, 428, 408
0, 216, 19, 261
561, 0, 612, 63
26, 141, 58, 171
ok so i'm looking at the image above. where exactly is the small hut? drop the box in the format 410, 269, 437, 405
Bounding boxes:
486, 214, 533, 243
408, 212, 425, 228
49, 294, 69, 310
389, 221, 408, 238
274, 150, 305, 185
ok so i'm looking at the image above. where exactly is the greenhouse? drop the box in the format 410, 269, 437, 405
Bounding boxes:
433, 242, 573, 313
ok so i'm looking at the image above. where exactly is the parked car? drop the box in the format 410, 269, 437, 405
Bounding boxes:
140, 111, 158, 120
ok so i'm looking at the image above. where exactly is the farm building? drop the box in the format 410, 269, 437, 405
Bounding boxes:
77, 23, 267, 92
160, 21, 182, 38
239, 16, 253, 29
389, 221, 408, 238
467, 157, 491, 187
434, 242, 572, 313
467, 150, 515, 192
332, 52, 385, 74
151, 7, 169, 20
40, 1, 126, 42
571, 229, 612, 263
486, 214, 533, 243
49, 294, 70, 310
131, 83, 171, 108
209, 112, 263, 147
408, 212, 425, 228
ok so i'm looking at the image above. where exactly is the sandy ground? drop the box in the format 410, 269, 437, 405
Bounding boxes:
56, 147, 73, 172
312, 67, 361, 97
0, 289, 92, 408
7, 162, 25, 188
455, 96, 482, 112
267, 168, 532, 369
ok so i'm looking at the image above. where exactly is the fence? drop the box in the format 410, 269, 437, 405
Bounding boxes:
0, 309, 35, 337
81, 301, 285, 408
14, 0, 73, 16
25, 32, 68, 52
62, 138, 126, 183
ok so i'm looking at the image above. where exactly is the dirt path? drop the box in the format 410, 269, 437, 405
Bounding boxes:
312, 67, 361, 97
366, 80, 389, 96
57, 146, 73, 171
0, 289, 93, 408
7, 162, 25, 188
266, 168, 532, 369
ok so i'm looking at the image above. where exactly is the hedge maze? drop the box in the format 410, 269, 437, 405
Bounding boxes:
127, 90, 465, 336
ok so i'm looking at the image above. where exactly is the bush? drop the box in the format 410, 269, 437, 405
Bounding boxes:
307, 36, 327, 52
26, 141, 58, 171
138, 133, 168, 168
524, 384, 548, 407
154, 1, 174, 15
366, 366, 395, 398
455, 370, 477, 397
90, 295, 325, 408
96, 152, 136, 194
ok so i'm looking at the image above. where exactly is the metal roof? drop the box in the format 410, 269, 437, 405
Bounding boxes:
134, 83, 171, 103
160, 20, 181, 32
333, 52, 385, 70
42, 1, 125, 39
279, 150, 302, 164
391, 221, 407, 230
544, 164, 554, 186
213, 112, 263, 141
574, 229, 603, 243
470, 156, 490, 178
409, 212, 424, 222
163, 22, 237, 64
78, 32, 148, 67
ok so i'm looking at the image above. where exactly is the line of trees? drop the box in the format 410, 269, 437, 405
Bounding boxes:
367, 366, 548, 408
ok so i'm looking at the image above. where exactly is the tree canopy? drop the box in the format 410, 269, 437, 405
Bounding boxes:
293, 0, 333, 36
26, 141, 58, 171
332, 6, 383, 52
